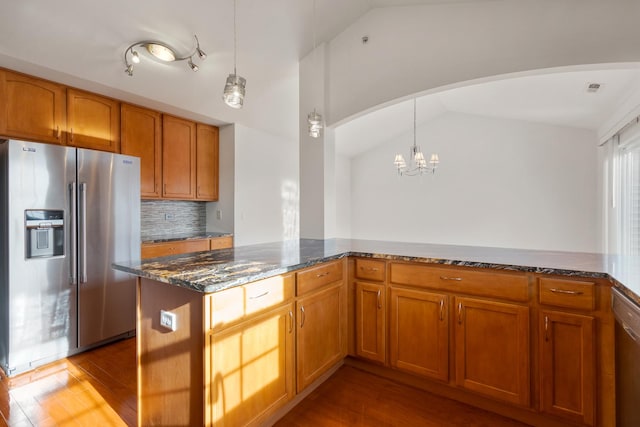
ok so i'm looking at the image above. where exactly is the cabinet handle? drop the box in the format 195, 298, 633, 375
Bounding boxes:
361, 266, 379, 272
549, 288, 583, 296
163, 183, 167, 195
56, 126, 61, 139
316, 272, 330, 278
377, 289, 382, 309
300, 306, 305, 328
457, 302, 463, 325
288, 311, 293, 334
197, 185, 200, 196
248, 291, 269, 300
544, 315, 549, 342
439, 299, 445, 321
70, 128, 73, 142
441, 276, 463, 282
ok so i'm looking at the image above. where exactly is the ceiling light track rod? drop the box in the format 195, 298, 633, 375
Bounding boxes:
123, 34, 206, 76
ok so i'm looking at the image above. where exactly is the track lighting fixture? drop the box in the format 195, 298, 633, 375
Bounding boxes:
123, 34, 206, 76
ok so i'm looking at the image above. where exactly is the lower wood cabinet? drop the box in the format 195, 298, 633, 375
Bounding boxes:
389, 287, 448, 381
355, 281, 386, 363
540, 310, 595, 426
454, 297, 530, 406
209, 303, 295, 427
296, 282, 346, 392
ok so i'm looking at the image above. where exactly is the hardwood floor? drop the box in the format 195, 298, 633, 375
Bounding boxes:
275, 365, 530, 427
2, 338, 529, 427
0, 338, 136, 427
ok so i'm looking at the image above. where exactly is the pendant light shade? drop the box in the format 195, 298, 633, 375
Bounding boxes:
223, 72, 246, 109
308, 109, 323, 138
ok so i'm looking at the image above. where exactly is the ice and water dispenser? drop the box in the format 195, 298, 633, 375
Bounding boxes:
25, 210, 64, 258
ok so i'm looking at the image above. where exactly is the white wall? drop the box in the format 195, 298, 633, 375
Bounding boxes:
326, 1, 640, 126
346, 112, 599, 252
335, 154, 352, 238
231, 124, 299, 246
206, 124, 235, 235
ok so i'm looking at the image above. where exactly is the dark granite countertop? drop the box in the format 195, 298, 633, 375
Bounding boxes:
112, 238, 640, 306
141, 231, 233, 244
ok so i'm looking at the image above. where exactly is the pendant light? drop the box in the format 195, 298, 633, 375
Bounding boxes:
307, 0, 323, 138
223, 0, 246, 108
394, 99, 440, 176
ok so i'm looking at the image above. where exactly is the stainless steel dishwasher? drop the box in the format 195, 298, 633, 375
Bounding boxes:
612, 287, 640, 427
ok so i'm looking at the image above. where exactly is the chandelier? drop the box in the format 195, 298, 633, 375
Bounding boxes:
394, 98, 439, 176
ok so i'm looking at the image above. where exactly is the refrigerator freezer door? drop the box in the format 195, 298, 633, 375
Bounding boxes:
1, 140, 77, 375
77, 149, 140, 347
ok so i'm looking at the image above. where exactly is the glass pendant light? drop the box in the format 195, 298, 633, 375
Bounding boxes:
307, 0, 323, 138
223, 0, 246, 108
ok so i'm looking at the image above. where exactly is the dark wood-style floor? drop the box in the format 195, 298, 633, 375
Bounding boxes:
1, 338, 530, 426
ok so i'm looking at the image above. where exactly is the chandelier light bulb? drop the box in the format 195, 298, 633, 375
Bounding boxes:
131, 50, 140, 64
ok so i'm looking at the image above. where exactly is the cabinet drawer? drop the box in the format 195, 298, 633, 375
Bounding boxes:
354, 258, 385, 282
539, 278, 595, 311
210, 273, 294, 330
209, 236, 233, 250
141, 239, 210, 259
390, 263, 529, 302
296, 259, 344, 296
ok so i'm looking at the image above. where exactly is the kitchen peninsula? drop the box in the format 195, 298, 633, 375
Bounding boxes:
113, 239, 640, 427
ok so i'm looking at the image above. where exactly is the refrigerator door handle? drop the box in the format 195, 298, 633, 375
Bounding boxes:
79, 182, 88, 284
69, 183, 77, 285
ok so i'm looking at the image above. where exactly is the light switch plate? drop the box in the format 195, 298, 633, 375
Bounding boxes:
160, 310, 177, 331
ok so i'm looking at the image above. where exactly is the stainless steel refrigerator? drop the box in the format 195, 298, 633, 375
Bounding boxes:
0, 139, 140, 376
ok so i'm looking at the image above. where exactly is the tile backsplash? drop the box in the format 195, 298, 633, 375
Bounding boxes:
141, 200, 206, 239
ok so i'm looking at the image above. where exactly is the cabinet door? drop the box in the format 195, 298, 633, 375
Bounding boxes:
355, 282, 385, 363
296, 283, 345, 392
121, 104, 162, 198
540, 310, 595, 426
162, 115, 196, 199
210, 303, 294, 427
455, 297, 530, 406
0, 70, 66, 144
67, 89, 120, 152
389, 287, 448, 381
196, 124, 219, 201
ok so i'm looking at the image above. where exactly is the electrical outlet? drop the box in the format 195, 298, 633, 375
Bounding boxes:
160, 310, 177, 331
164, 213, 175, 221
216, 209, 222, 220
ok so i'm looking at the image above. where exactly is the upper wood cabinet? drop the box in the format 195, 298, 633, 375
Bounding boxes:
195, 124, 219, 201
67, 89, 120, 152
121, 104, 162, 198
0, 70, 66, 144
162, 115, 196, 199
